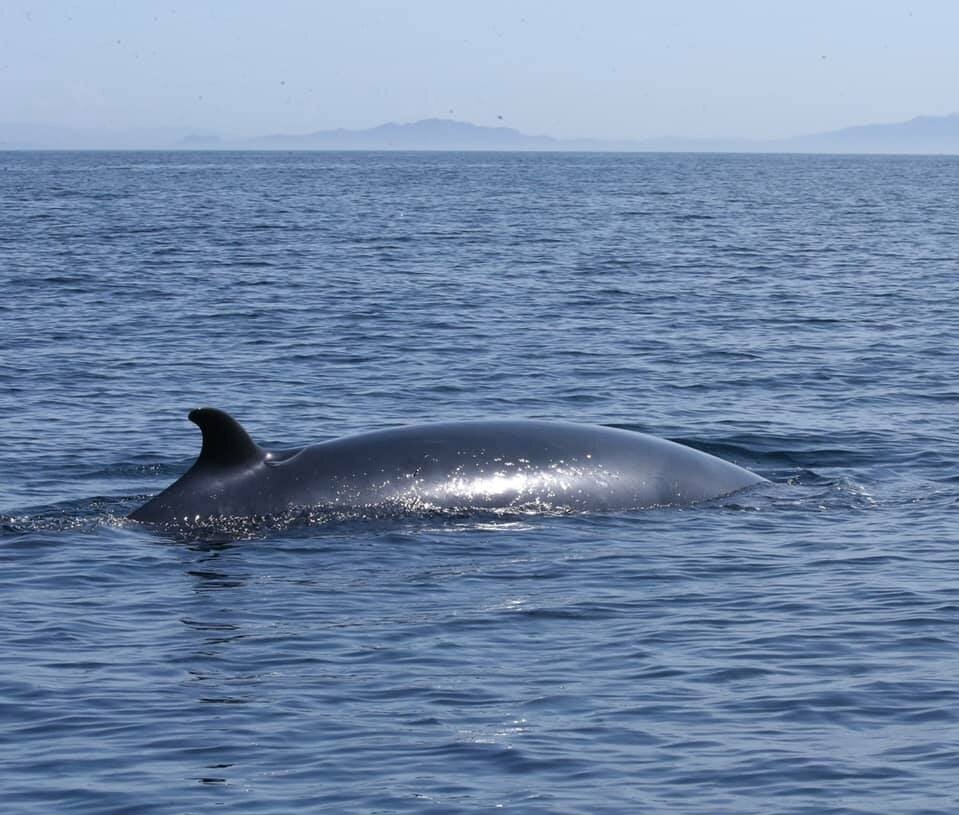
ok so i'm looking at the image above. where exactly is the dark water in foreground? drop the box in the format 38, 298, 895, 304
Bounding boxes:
1, 150, 958, 813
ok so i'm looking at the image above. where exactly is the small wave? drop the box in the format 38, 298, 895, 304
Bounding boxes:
0, 495, 135, 537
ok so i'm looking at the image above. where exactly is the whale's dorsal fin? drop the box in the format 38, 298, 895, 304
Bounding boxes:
189, 407, 265, 469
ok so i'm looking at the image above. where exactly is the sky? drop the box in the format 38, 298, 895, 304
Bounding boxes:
1, 0, 957, 141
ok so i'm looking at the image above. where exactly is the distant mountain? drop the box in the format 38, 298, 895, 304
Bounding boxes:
244, 119, 761, 152
775, 113, 959, 154
244, 114, 959, 154
3, 114, 959, 154
246, 118, 559, 150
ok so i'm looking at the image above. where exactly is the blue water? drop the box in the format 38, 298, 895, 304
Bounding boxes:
2, 150, 958, 814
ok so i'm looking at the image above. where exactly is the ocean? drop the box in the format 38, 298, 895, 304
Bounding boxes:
1, 150, 958, 813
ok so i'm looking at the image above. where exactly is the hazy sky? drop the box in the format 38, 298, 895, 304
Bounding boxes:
1, 0, 957, 140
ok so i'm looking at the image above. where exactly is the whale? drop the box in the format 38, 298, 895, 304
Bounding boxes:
128, 408, 767, 525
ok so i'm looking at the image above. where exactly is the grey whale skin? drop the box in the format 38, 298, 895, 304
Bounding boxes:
128, 408, 766, 524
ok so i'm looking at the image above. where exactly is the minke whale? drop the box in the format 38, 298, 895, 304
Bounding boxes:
128, 408, 767, 525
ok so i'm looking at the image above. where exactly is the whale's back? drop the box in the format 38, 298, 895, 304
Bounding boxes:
129, 413, 767, 524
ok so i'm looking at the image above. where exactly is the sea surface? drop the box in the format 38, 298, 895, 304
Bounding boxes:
1, 150, 958, 814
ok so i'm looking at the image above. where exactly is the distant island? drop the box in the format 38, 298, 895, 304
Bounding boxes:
3, 113, 959, 154
246, 119, 560, 151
